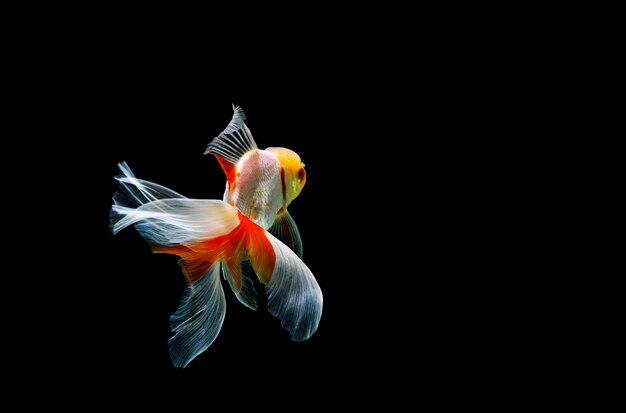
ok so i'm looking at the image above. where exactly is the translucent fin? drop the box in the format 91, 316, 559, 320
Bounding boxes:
222, 260, 258, 310
111, 161, 185, 214
111, 197, 239, 245
110, 163, 240, 244
268, 210, 304, 259
263, 233, 322, 342
168, 261, 226, 368
222, 181, 229, 202
204, 105, 258, 165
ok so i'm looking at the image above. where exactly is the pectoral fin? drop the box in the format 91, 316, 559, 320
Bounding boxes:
268, 210, 304, 259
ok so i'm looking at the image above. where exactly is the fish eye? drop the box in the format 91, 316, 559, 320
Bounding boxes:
298, 167, 306, 182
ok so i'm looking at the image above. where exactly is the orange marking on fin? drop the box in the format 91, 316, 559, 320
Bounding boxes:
241, 211, 276, 285
151, 243, 214, 284
213, 154, 237, 186
226, 259, 242, 291
149, 211, 276, 285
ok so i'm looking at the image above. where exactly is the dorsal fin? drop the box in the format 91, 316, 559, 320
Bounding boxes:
204, 104, 258, 166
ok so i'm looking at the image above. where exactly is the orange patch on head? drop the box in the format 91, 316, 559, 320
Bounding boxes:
265, 147, 302, 171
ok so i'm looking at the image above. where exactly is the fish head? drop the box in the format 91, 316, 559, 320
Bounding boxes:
266, 147, 306, 206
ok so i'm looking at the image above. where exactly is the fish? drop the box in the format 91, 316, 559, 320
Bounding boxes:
110, 106, 322, 368
204, 105, 307, 258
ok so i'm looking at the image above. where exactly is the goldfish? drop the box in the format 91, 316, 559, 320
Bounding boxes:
110, 105, 322, 368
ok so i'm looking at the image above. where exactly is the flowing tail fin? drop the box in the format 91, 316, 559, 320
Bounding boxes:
110, 162, 323, 367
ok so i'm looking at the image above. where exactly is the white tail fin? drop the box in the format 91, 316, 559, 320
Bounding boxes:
168, 261, 225, 368
265, 233, 322, 341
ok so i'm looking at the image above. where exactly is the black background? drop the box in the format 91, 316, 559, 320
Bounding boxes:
101, 93, 381, 373
87, 80, 486, 376
3, 8, 562, 402
93, 86, 422, 372
16, 35, 509, 391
